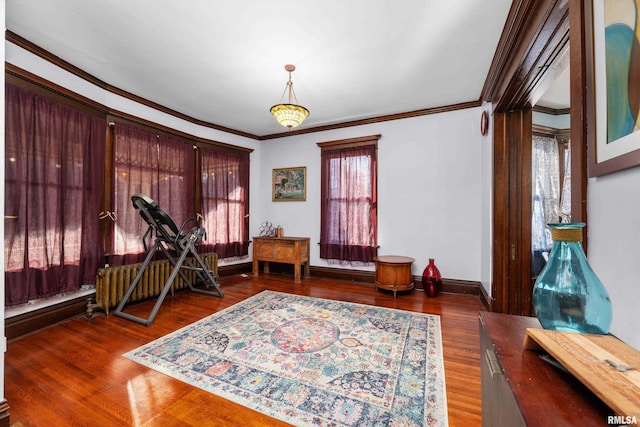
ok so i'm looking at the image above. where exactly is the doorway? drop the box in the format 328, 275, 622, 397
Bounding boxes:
483, 0, 589, 316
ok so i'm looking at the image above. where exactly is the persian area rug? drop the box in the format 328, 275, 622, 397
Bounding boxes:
124, 290, 448, 427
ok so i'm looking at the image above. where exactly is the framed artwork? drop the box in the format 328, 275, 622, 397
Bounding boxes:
589, 0, 640, 177
272, 166, 306, 201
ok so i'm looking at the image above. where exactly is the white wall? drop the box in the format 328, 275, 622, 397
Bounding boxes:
588, 167, 640, 349
480, 105, 494, 297
259, 107, 490, 283
533, 111, 571, 129
6, 35, 494, 285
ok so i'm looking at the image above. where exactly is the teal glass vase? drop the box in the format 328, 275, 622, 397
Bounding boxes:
532, 223, 612, 335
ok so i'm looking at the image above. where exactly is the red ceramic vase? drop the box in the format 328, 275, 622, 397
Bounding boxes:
422, 258, 442, 298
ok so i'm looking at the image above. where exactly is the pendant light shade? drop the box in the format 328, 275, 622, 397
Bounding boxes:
270, 64, 309, 129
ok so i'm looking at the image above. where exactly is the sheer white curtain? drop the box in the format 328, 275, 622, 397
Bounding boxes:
532, 135, 560, 255
559, 142, 572, 222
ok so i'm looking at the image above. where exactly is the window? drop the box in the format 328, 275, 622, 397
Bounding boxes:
111, 123, 195, 265
318, 135, 379, 262
4, 83, 105, 306
199, 147, 250, 258
531, 134, 571, 276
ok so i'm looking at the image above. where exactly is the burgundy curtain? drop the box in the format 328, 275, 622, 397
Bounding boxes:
320, 144, 378, 262
110, 123, 195, 265
4, 84, 106, 306
199, 146, 250, 258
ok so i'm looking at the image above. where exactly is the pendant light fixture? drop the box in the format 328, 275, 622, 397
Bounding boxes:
270, 64, 309, 129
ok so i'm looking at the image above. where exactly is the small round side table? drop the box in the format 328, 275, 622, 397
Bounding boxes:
373, 255, 415, 299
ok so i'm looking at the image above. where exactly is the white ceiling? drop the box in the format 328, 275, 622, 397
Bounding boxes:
535, 65, 571, 109
6, 0, 515, 137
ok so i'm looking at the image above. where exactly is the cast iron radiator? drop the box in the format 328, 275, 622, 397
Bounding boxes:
87, 252, 218, 317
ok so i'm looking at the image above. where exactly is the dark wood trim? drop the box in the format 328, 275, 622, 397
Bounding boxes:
532, 124, 570, 139
7, 31, 481, 141
309, 265, 376, 283
309, 266, 483, 299
532, 105, 570, 115
431, 278, 483, 297
492, 109, 534, 316
5, 296, 90, 341
317, 134, 381, 150
5, 63, 108, 117
0, 400, 10, 427
479, 284, 493, 312
569, 0, 590, 237
505, 109, 533, 316
482, 0, 569, 111
261, 101, 482, 140
492, 112, 510, 314
217, 262, 252, 277
6, 31, 261, 141
6, 67, 255, 157
106, 112, 254, 153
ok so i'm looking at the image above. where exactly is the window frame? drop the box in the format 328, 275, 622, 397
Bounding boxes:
317, 134, 380, 263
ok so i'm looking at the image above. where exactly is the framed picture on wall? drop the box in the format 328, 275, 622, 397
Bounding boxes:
272, 166, 306, 201
588, 0, 640, 177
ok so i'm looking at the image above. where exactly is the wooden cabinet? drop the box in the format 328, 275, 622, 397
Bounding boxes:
479, 312, 611, 427
252, 236, 310, 283
373, 255, 415, 298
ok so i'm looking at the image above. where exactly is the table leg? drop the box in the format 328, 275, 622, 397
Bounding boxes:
252, 258, 259, 277
294, 262, 301, 283
304, 262, 310, 278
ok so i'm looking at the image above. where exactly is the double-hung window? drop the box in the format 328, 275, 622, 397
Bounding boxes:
4, 83, 105, 305
111, 122, 195, 265
199, 146, 250, 258
318, 135, 379, 262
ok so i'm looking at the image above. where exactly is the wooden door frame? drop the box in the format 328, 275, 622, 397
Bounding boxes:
482, 0, 589, 314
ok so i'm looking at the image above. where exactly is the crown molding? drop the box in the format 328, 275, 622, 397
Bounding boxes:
7, 30, 483, 141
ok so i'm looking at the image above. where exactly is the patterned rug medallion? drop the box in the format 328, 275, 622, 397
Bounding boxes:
124, 290, 448, 426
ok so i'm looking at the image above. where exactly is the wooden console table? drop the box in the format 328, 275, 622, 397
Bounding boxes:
252, 236, 310, 283
479, 312, 612, 426
373, 255, 415, 298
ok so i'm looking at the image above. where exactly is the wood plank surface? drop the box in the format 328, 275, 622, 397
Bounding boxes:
5, 273, 484, 426
524, 328, 640, 419
480, 312, 613, 426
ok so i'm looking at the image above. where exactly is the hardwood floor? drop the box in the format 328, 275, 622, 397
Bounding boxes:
5, 274, 485, 426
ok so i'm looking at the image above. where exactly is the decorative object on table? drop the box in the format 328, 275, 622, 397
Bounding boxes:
124, 290, 448, 427
272, 166, 306, 201
532, 223, 612, 334
258, 220, 275, 237
422, 258, 442, 298
270, 64, 309, 129
275, 226, 283, 237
